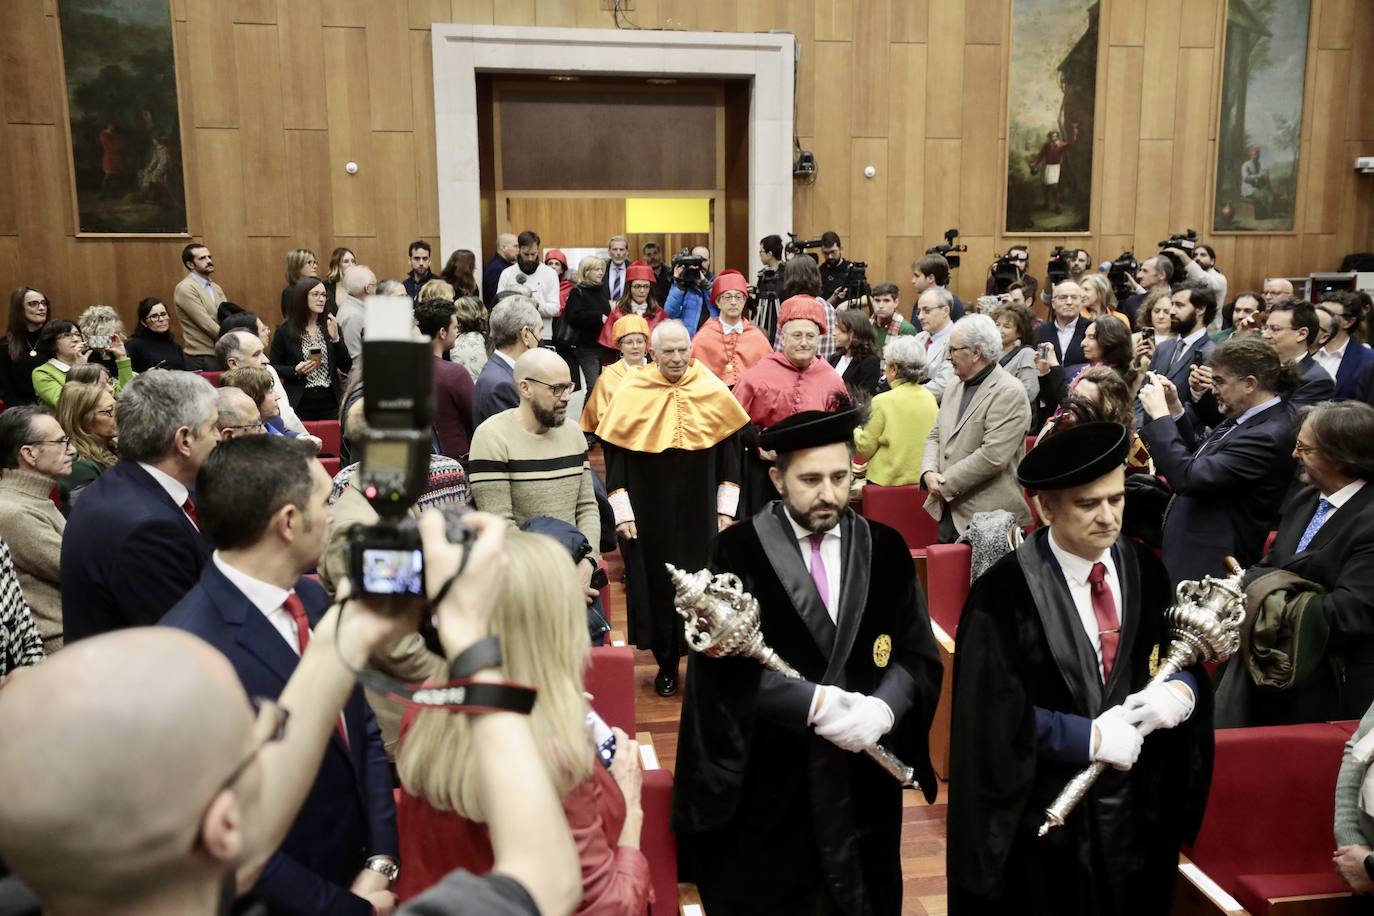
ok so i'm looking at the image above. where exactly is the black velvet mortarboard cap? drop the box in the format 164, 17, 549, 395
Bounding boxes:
758, 408, 861, 454
1016, 421, 1130, 491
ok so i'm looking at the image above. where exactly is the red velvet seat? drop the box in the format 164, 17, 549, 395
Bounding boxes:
304, 419, 341, 457
925, 543, 971, 638
585, 646, 636, 734
198, 370, 222, 387
1183, 722, 1352, 912
860, 484, 939, 554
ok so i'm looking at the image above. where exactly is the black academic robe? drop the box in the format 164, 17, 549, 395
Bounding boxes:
603, 433, 742, 661
947, 531, 1213, 916
673, 504, 942, 916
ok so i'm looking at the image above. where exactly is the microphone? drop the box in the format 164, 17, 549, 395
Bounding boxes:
515, 274, 527, 285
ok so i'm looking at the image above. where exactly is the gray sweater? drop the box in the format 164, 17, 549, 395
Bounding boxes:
0, 470, 65, 654
1335, 701, 1374, 847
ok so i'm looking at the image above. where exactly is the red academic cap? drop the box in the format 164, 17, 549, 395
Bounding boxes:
626, 262, 655, 284
778, 295, 826, 331
711, 270, 749, 303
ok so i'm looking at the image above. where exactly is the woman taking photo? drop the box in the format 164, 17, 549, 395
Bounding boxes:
55, 381, 118, 510
270, 277, 351, 421
991, 301, 1040, 403
828, 308, 882, 395
396, 530, 651, 914
280, 248, 320, 318
32, 321, 125, 408
124, 297, 185, 371
563, 256, 612, 393
1035, 314, 1138, 419
0, 287, 50, 406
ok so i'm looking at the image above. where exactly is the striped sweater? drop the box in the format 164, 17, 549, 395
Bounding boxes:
468, 409, 600, 559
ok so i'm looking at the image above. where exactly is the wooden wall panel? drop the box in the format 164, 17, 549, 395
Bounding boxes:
4, 0, 1371, 335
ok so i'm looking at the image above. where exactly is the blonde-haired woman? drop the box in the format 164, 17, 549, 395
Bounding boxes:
1081, 273, 1129, 328
1132, 285, 1176, 375
395, 530, 651, 913
280, 247, 319, 318
418, 278, 457, 302
55, 381, 118, 510
325, 246, 356, 311
563, 255, 612, 392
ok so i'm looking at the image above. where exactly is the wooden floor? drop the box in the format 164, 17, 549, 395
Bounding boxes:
589, 443, 950, 915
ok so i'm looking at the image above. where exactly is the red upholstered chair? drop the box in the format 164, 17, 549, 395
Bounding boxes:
198, 370, 222, 387
304, 419, 341, 457
924, 543, 971, 780
584, 646, 678, 913
861, 484, 939, 555
1178, 722, 1353, 914
319, 456, 341, 478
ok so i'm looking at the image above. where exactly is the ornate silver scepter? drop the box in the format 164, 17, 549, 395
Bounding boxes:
1038, 560, 1247, 836
666, 563, 921, 790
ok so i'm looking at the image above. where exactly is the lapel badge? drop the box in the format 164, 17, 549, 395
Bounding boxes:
1148, 643, 1160, 677
873, 634, 892, 668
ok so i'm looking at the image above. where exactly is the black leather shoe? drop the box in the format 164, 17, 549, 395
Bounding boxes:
654, 667, 679, 697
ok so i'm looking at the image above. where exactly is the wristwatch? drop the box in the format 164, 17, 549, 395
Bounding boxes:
364, 855, 400, 886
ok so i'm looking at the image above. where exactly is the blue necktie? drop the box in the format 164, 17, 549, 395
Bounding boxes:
1295, 498, 1334, 553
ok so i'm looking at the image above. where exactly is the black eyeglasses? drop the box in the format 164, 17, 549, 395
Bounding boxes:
946, 345, 971, 355
525, 377, 574, 397
25, 299, 49, 308
26, 436, 71, 448
223, 421, 266, 433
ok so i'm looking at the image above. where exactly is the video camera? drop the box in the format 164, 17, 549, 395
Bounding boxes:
1106, 251, 1140, 302
1158, 228, 1198, 277
348, 297, 473, 599
989, 252, 1023, 295
672, 250, 707, 286
926, 228, 966, 269
829, 260, 870, 300
784, 232, 824, 257
1046, 246, 1071, 286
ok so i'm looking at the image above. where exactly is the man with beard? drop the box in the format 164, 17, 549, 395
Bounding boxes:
497, 230, 561, 343
1136, 280, 1217, 428
948, 421, 1213, 916
674, 407, 941, 915
597, 320, 749, 696
469, 348, 600, 602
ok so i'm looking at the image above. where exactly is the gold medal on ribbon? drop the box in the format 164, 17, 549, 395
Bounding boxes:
873, 634, 892, 668
1148, 644, 1160, 677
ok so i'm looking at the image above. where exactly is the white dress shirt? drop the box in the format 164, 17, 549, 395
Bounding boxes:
784, 510, 843, 623
1314, 339, 1349, 381
608, 261, 627, 300
1323, 479, 1367, 511
138, 462, 198, 527
1168, 327, 1208, 372
214, 551, 297, 650
1054, 319, 1077, 359
1047, 530, 1123, 682
720, 320, 744, 335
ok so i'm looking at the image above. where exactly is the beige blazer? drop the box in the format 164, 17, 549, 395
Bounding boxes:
173, 274, 226, 357
920, 362, 1033, 535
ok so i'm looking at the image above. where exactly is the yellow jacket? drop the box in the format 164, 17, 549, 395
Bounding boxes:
853, 378, 938, 486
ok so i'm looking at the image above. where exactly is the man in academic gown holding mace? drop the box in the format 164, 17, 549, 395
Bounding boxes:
947, 421, 1214, 915
673, 407, 942, 915
597, 319, 749, 696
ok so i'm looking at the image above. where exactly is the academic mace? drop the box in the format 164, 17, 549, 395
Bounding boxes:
1038, 560, 1247, 836
666, 564, 922, 790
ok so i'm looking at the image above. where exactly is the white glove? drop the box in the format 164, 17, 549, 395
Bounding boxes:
807, 686, 858, 729
1091, 705, 1143, 771
814, 694, 894, 752
1122, 681, 1194, 737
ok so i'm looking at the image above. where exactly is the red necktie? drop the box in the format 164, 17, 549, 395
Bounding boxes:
1087, 562, 1120, 681
924, 337, 933, 351
182, 496, 200, 531
283, 594, 349, 748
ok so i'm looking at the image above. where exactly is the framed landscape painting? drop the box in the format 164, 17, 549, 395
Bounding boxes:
57, 0, 188, 236
1212, 0, 1312, 232
1004, 0, 1101, 234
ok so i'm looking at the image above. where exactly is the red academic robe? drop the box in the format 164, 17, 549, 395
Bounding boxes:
691, 318, 774, 388
732, 351, 848, 429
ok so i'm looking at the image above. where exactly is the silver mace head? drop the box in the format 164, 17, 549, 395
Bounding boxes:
666, 564, 762, 657
1166, 565, 1247, 665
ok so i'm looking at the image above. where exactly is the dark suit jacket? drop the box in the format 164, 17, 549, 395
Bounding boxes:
1236, 481, 1374, 723
1140, 399, 1298, 585
160, 564, 396, 915
1148, 332, 1216, 394
1291, 353, 1336, 407
1034, 316, 1090, 371
473, 352, 518, 429
432, 355, 475, 463
600, 260, 632, 302
269, 324, 353, 410
1331, 342, 1374, 400
828, 351, 882, 395
481, 255, 512, 309
61, 460, 213, 642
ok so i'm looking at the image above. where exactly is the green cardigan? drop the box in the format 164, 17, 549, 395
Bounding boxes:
58, 455, 112, 511
32, 357, 133, 407
853, 378, 939, 487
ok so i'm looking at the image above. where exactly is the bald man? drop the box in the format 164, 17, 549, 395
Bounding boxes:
1263, 276, 1295, 311
215, 387, 265, 440
469, 347, 601, 602
0, 513, 582, 916
483, 232, 519, 309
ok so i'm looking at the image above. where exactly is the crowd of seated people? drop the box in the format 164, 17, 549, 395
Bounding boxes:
3, 224, 1374, 914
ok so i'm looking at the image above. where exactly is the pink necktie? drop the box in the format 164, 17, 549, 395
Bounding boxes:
808, 533, 830, 610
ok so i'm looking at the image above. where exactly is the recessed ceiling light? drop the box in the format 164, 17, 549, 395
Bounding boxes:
549, 75, 580, 82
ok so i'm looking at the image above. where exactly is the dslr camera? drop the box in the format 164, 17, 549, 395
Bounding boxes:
926, 228, 966, 269
347, 298, 472, 599
672, 250, 707, 286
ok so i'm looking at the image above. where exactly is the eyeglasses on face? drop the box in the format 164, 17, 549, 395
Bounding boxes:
1052, 294, 1083, 302
525, 377, 574, 397
717, 292, 746, 304
223, 421, 266, 432
25, 298, 49, 308
27, 436, 72, 448
783, 331, 818, 343
946, 345, 971, 355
